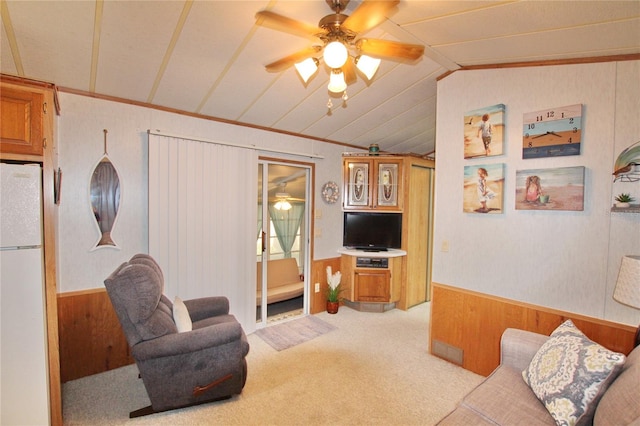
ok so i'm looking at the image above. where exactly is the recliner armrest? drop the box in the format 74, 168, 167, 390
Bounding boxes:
183, 296, 229, 321
132, 320, 242, 361
500, 328, 549, 371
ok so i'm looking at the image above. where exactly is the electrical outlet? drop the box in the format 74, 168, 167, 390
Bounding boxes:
314, 283, 320, 293
441, 240, 449, 252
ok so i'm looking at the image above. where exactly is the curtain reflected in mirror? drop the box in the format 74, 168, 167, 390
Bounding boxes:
90, 156, 120, 249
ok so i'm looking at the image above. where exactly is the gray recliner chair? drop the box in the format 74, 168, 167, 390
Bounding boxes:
104, 253, 249, 417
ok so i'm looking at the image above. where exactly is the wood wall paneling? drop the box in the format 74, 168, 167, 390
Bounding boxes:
58, 268, 635, 382
430, 283, 637, 376
310, 257, 342, 314
58, 258, 343, 381
403, 165, 431, 307
398, 157, 435, 311
57, 289, 133, 382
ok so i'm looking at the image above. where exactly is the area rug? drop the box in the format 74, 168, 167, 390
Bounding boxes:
255, 315, 337, 351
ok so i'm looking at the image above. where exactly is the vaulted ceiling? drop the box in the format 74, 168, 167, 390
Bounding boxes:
2, 1, 639, 156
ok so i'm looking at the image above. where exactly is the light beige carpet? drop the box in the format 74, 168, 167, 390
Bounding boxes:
62, 302, 484, 425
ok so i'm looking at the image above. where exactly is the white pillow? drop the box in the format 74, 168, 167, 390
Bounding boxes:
172, 296, 192, 333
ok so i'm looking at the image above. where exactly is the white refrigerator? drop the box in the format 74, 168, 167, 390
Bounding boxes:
0, 163, 50, 425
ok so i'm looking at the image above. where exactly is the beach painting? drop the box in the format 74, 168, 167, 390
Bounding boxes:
464, 104, 505, 159
515, 166, 585, 211
463, 163, 505, 214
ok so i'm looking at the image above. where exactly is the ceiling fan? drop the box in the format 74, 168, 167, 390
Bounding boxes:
255, 0, 424, 103
272, 183, 304, 210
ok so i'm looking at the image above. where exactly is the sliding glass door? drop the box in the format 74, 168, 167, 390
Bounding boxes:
257, 161, 310, 326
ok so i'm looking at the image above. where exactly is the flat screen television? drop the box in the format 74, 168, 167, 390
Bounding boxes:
343, 212, 402, 251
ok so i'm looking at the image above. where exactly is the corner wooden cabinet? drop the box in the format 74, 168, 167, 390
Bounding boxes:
339, 250, 404, 311
343, 156, 403, 211
341, 154, 435, 311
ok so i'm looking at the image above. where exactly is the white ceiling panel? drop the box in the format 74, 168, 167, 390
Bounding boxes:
1, 19, 18, 76
4, 1, 94, 88
2, 0, 638, 156
96, 1, 185, 101
405, 1, 640, 46
440, 19, 640, 66
151, 2, 260, 111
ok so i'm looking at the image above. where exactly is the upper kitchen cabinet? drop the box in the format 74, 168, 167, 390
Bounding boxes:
343, 156, 403, 211
0, 86, 45, 156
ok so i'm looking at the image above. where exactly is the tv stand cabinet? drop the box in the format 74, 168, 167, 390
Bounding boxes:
338, 249, 406, 312
342, 154, 435, 310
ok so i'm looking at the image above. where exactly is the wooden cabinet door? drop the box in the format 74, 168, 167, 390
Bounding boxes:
1, 87, 44, 155
354, 269, 390, 302
374, 159, 402, 211
343, 159, 372, 209
343, 157, 403, 211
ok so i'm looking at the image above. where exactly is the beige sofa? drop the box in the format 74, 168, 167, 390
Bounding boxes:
438, 327, 640, 425
256, 258, 304, 306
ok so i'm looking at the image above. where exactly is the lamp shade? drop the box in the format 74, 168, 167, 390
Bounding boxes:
355, 55, 381, 80
328, 69, 347, 93
324, 41, 348, 69
613, 255, 640, 309
294, 57, 319, 83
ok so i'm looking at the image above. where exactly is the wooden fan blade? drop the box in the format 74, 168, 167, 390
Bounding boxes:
357, 38, 424, 61
343, 57, 357, 85
265, 47, 321, 72
342, 0, 399, 34
255, 10, 323, 39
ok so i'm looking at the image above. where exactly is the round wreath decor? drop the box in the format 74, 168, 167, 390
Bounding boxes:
321, 181, 340, 204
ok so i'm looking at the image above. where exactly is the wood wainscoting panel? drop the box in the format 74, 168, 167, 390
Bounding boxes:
310, 257, 341, 314
58, 259, 343, 380
57, 289, 133, 382
431, 283, 637, 376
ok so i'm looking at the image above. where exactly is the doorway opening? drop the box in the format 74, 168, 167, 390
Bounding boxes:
256, 160, 311, 326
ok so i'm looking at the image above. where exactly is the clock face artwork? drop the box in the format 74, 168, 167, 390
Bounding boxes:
522, 104, 582, 159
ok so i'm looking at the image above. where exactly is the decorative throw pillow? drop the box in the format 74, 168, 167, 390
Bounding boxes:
172, 296, 192, 333
522, 320, 626, 426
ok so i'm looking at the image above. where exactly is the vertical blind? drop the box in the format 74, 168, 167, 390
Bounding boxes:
148, 133, 258, 333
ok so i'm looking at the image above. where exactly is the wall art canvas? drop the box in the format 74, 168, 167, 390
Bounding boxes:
522, 104, 582, 159
464, 104, 505, 159
463, 163, 505, 214
515, 166, 585, 211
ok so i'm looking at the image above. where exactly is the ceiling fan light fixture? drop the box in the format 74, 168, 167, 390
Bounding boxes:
274, 200, 292, 210
355, 54, 381, 80
323, 40, 348, 68
294, 57, 319, 83
328, 69, 347, 93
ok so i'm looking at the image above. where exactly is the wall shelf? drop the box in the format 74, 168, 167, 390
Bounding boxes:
611, 204, 640, 213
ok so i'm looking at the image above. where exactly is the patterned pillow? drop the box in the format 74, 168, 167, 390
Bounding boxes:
522, 320, 626, 426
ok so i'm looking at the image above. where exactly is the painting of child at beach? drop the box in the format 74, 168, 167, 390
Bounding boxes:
515, 166, 585, 211
463, 163, 504, 214
464, 104, 505, 159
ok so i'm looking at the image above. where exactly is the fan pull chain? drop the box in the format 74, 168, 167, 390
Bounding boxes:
327, 90, 349, 112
